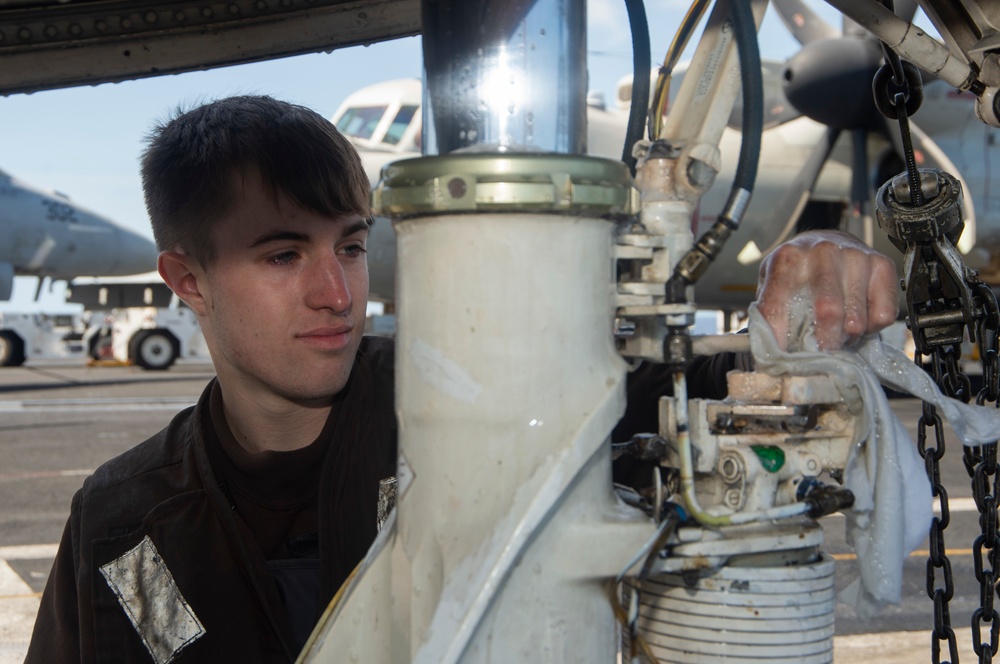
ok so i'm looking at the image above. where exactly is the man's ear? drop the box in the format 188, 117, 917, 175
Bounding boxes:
158, 251, 209, 316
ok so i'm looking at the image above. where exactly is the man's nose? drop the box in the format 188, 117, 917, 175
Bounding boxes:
304, 253, 352, 313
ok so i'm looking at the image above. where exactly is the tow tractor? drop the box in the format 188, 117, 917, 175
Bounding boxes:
0, 273, 209, 370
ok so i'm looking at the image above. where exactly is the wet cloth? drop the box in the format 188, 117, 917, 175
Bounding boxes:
747, 303, 1000, 618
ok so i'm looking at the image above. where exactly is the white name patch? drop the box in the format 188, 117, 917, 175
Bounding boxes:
99, 535, 206, 664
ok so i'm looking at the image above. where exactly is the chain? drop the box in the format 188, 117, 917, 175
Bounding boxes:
919, 351, 962, 663
910, 252, 1000, 664
872, 25, 1000, 661
969, 287, 1000, 663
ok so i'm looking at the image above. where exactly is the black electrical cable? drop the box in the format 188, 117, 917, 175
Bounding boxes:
622, 0, 651, 176
727, 0, 762, 198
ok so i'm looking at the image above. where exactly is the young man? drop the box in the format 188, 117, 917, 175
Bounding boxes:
27, 95, 396, 663
26, 95, 899, 663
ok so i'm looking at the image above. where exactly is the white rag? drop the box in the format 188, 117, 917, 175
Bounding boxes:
747, 303, 1000, 618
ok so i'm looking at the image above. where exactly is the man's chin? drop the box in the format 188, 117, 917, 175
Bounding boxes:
281, 372, 353, 405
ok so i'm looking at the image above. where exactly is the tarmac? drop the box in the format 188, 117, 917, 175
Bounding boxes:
0, 361, 994, 663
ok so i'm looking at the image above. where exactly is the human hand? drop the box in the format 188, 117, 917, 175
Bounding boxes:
756, 230, 899, 350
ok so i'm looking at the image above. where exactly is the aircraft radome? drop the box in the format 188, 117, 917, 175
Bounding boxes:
0, 168, 158, 301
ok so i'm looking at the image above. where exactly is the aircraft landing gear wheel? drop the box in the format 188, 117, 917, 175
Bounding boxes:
0, 331, 26, 367
130, 329, 179, 370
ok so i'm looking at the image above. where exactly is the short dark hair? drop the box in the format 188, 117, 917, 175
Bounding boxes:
141, 95, 371, 264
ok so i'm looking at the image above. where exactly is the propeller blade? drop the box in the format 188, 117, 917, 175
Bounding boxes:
759, 124, 843, 255
850, 129, 870, 210
772, 0, 839, 45
844, 129, 875, 245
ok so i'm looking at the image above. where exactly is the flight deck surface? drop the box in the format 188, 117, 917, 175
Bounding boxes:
0, 363, 988, 663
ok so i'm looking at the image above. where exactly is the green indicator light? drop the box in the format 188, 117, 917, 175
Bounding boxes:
750, 445, 785, 472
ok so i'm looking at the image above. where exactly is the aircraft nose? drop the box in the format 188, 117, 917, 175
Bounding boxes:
110, 227, 159, 276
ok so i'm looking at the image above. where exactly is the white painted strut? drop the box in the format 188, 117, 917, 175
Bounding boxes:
301, 209, 655, 664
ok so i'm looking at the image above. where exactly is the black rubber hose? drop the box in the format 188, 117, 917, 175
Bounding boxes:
662, 0, 764, 299
622, 0, 651, 176
727, 0, 762, 199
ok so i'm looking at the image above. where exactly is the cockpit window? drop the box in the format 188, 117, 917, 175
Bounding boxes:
382, 105, 419, 146
336, 106, 387, 140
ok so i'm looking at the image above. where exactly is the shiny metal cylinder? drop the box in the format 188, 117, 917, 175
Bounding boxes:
420, 0, 587, 155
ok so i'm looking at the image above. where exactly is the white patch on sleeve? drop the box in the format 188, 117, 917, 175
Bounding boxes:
377, 476, 397, 532
99, 535, 206, 663
409, 338, 482, 403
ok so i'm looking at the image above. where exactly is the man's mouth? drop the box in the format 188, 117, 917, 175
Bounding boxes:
297, 326, 353, 350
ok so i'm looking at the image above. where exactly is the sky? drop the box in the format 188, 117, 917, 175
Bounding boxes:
0, 0, 847, 311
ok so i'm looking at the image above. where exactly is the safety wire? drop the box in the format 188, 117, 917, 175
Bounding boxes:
872, 2, 1000, 660
649, 0, 712, 140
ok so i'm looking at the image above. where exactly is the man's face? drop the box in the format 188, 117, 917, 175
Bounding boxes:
195, 170, 369, 405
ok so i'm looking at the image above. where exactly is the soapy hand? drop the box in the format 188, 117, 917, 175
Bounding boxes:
756, 230, 900, 350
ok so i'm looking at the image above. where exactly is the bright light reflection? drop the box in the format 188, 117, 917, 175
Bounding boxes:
480, 46, 524, 148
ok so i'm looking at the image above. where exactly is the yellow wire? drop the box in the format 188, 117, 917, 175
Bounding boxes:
650, 0, 713, 139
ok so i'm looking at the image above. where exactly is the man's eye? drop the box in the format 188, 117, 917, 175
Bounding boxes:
268, 251, 298, 266
342, 243, 368, 258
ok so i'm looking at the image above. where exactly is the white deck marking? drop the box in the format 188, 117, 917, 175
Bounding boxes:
0, 545, 59, 560
0, 561, 32, 598
0, 396, 196, 412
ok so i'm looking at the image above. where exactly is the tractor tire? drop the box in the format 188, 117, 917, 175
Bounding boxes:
0, 331, 26, 367
130, 329, 179, 370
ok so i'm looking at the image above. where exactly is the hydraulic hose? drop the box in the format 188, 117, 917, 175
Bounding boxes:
666, 0, 763, 299
728, 0, 762, 197
621, 0, 651, 176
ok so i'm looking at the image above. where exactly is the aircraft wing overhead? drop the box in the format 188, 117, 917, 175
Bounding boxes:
0, 0, 420, 94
